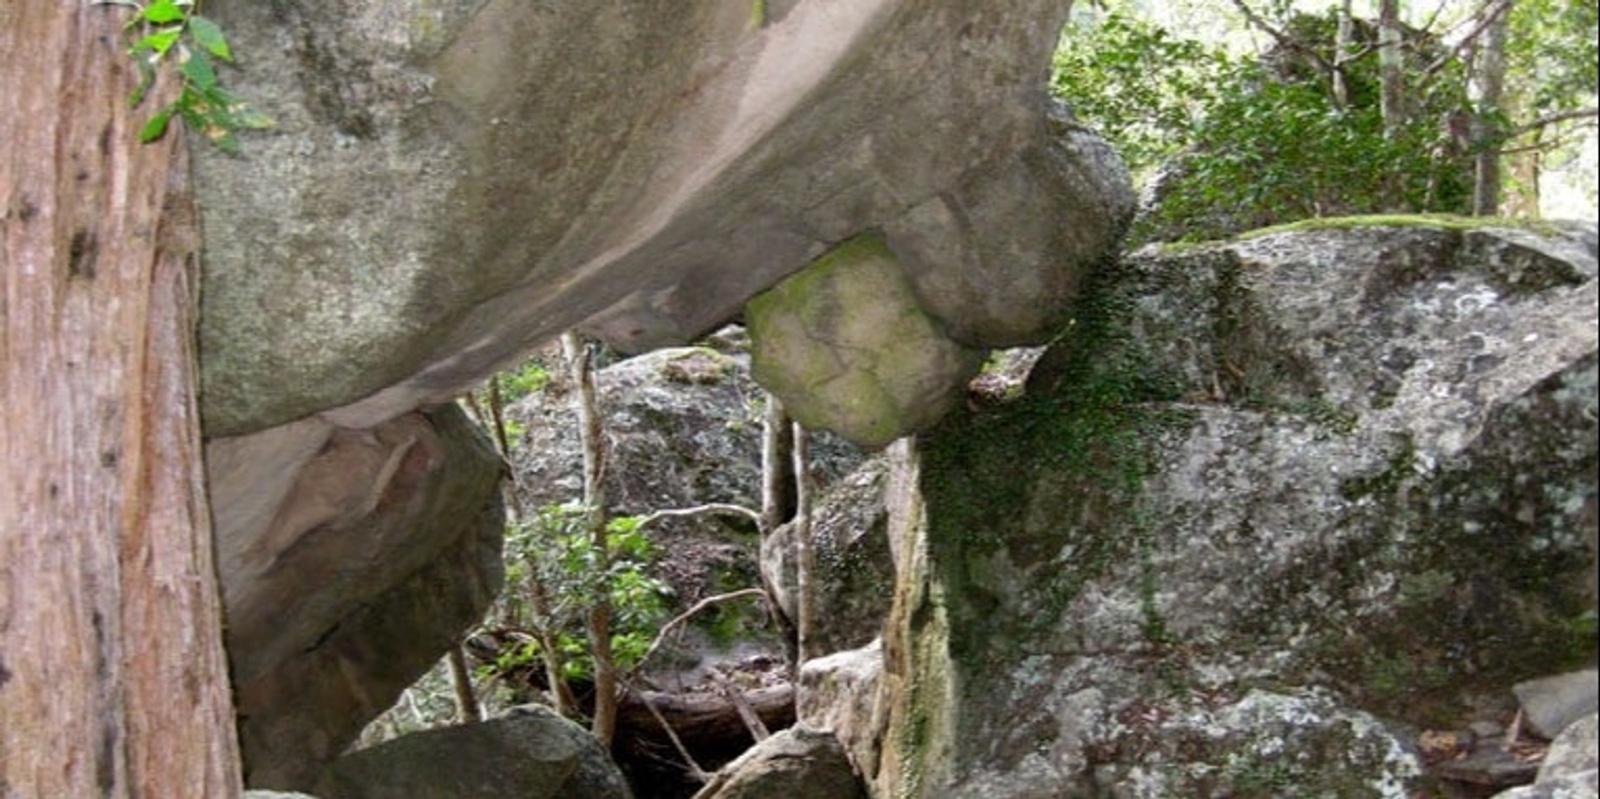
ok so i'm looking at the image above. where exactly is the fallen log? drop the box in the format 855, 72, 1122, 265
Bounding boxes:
614, 683, 796, 799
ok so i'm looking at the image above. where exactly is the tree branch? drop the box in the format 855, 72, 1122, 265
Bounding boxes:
1423, 0, 1513, 79
636, 503, 762, 530
1227, 0, 1338, 77
1510, 107, 1600, 138
628, 588, 771, 677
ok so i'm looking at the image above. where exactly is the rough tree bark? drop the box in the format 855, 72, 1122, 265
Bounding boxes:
0, 4, 242, 797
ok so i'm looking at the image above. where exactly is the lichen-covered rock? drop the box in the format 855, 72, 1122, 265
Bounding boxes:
747, 235, 985, 447
1493, 713, 1599, 798
762, 456, 895, 655
313, 705, 633, 799
692, 726, 867, 799
192, 0, 1127, 436
873, 220, 1599, 798
208, 404, 505, 789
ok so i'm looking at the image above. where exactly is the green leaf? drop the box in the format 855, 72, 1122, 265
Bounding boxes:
132, 28, 181, 58
138, 105, 175, 142
179, 49, 218, 90
141, 0, 185, 24
187, 16, 233, 61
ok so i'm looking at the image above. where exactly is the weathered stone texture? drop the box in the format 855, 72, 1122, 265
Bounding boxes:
209, 404, 505, 789
877, 222, 1599, 798
193, 0, 1123, 438
314, 705, 633, 799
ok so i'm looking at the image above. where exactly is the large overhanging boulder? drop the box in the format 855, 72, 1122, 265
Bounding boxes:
194, 0, 1130, 440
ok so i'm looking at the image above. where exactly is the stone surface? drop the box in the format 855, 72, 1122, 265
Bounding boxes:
762, 456, 896, 655
1541, 714, 1600, 784
192, 0, 1129, 437
209, 404, 506, 789
747, 235, 985, 447
1495, 771, 1600, 799
692, 726, 868, 799
797, 640, 885, 781
1516, 671, 1600, 740
872, 221, 1599, 798
313, 705, 634, 799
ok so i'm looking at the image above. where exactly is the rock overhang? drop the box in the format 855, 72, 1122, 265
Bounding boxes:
193, 0, 1131, 444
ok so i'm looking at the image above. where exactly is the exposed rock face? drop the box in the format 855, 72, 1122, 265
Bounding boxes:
193, 0, 1129, 439
872, 222, 1599, 797
313, 705, 634, 799
692, 726, 868, 799
797, 640, 885, 779
1494, 712, 1599, 798
208, 404, 505, 789
762, 456, 895, 655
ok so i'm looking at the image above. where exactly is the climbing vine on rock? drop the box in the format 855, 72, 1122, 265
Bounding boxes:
98, 0, 270, 151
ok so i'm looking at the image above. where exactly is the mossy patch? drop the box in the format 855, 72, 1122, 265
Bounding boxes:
916, 258, 1195, 734
1237, 213, 1563, 240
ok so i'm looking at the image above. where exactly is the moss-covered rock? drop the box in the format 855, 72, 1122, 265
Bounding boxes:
746, 236, 984, 448
874, 222, 1599, 798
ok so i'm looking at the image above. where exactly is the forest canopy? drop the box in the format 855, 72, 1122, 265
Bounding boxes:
1052, 0, 1599, 243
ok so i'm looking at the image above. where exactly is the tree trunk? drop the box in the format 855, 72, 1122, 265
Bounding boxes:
447, 645, 482, 724
758, 394, 795, 535
790, 422, 816, 665
1469, 0, 1511, 215
1332, 0, 1356, 110
1377, 0, 1407, 133
0, 4, 242, 797
562, 332, 619, 747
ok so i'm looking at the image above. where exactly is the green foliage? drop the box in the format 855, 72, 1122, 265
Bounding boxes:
1052, 11, 1228, 178
498, 359, 552, 404
500, 504, 672, 683
1507, 0, 1599, 118
98, 0, 271, 152
1053, 7, 1475, 243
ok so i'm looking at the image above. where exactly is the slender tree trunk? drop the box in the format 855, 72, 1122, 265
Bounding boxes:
758, 394, 796, 535
0, 4, 242, 796
790, 422, 816, 664
757, 394, 800, 667
1377, 0, 1407, 134
1332, 0, 1356, 110
562, 332, 618, 747
1469, 0, 1511, 215
447, 645, 483, 724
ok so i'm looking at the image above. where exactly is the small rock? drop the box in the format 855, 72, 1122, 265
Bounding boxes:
313, 705, 633, 799
1515, 671, 1600, 740
692, 726, 867, 799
